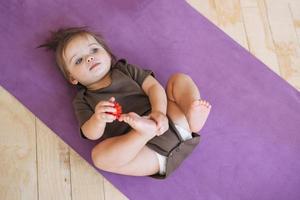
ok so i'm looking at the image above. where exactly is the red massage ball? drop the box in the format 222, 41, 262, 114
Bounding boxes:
107, 102, 122, 119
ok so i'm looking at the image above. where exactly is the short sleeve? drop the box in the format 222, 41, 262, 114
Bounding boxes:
72, 94, 94, 139
115, 59, 155, 86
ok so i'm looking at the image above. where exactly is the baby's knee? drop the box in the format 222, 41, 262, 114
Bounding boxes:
167, 73, 192, 90
168, 73, 191, 83
166, 73, 192, 96
91, 147, 114, 171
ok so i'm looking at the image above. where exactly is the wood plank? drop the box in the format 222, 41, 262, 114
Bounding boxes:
187, 0, 249, 50
289, 0, 300, 43
240, 0, 258, 8
214, 0, 249, 49
241, 0, 280, 74
186, 0, 219, 25
0, 86, 37, 200
70, 149, 105, 200
265, 0, 300, 90
36, 119, 72, 200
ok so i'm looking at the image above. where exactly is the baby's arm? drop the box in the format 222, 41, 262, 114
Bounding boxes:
81, 114, 107, 140
142, 75, 169, 135
81, 97, 117, 140
142, 75, 167, 114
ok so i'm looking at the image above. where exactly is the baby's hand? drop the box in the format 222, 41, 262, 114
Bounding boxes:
94, 97, 117, 123
149, 111, 169, 136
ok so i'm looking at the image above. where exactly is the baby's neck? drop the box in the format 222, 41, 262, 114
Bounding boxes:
87, 71, 112, 91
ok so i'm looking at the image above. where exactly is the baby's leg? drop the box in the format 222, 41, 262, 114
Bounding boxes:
99, 145, 160, 176
91, 112, 159, 175
166, 73, 211, 133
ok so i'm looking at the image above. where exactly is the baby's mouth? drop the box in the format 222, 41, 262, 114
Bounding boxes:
89, 63, 100, 71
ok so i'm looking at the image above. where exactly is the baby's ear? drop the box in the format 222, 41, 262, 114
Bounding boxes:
69, 76, 78, 85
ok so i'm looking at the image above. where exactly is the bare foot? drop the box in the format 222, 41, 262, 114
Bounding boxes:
186, 99, 212, 133
119, 112, 157, 139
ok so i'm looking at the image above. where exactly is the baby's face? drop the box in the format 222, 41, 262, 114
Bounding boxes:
63, 34, 112, 87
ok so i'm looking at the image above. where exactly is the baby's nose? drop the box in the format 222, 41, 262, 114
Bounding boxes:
87, 56, 94, 63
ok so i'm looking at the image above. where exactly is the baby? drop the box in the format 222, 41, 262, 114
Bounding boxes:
39, 26, 211, 179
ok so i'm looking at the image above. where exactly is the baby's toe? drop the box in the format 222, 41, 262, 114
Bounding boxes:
200, 100, 207, 106
207, 101, 212, 107
191, 100, 200, 107
200, 100, 211, 108
128, 112, 139, 118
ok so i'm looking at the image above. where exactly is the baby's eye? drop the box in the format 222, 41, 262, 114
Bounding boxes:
92, 48, 98, 53
75, 58, 82, 65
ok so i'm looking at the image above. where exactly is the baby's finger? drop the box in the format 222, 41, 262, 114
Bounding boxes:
153, 116, 160, 123
157, 117, 165, 128
96, 106, 116, 114
163, 124, 169, 132
105, 114, 116, 122
96, 101, 115, 108
157, 129, 165, 136
98, 112, 115, 120
108, 97, 115, 102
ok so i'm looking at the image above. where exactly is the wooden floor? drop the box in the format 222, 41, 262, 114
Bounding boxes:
1, 0, 300, 199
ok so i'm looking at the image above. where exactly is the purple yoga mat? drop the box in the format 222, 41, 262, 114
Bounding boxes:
1, 0, 300, 199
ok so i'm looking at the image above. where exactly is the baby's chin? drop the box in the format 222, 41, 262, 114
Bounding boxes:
83, 71, 111, 90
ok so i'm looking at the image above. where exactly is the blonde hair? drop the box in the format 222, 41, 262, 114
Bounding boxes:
38, 26, 117, 81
